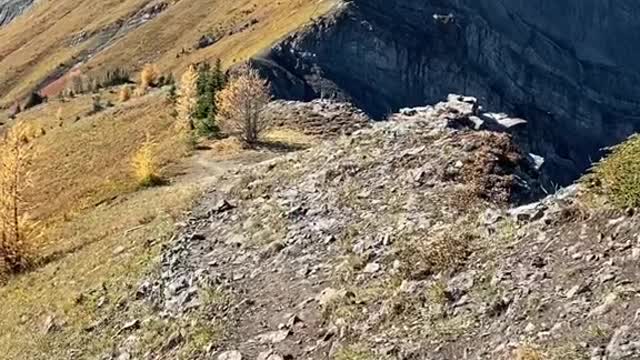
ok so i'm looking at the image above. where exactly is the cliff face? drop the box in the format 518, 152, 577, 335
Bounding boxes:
257, 0, 640, 184
0, 0, 34, 26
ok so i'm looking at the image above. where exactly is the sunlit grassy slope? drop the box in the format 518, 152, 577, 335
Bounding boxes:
0, 0, 338, 107
0, 89, 185, 252
0, 88, 195, 358
0, 88, 318, 358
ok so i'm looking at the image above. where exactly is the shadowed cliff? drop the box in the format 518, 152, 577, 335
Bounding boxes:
256, 0, 640, 185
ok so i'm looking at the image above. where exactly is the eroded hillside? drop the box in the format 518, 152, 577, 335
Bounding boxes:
0, 0, 34, 25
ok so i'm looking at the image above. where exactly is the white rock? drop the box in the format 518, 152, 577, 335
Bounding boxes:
316, 288, 350, 306
524, 322, 536, 333
218, 350, 242, 360
364, 262, 381, 273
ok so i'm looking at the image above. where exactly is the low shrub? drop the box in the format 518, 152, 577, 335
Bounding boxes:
585, 134, 640, 208
119, 85, 132, 102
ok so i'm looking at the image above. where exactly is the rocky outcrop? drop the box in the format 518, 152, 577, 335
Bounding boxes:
256, 0, 640, 185
266, 99, 371, 138
0, 0, 35, 26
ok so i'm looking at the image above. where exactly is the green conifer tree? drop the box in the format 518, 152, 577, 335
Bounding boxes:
192, 59, 227, 138
195, 63, 212, 120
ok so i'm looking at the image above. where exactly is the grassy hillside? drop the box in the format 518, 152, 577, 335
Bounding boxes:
0, 0, 337, 107
0, 85, 318, 357
0, 88, 185, 257
0, 88, 193, 357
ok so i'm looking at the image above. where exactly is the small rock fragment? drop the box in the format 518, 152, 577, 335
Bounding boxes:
316, 288, 352, 306
364, 262, 381, 273
120, 319, 141, 332
591, 292, 618, 317
218, 350, 242, 360
255, 329, 290, 344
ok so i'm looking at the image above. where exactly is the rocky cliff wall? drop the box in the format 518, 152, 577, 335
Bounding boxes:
256, 0, 640, 184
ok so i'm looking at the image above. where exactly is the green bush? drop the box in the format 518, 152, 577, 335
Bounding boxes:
195, 111, 220, 138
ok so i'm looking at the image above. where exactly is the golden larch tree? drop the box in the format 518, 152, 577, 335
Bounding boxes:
176, 65, 198, 132
131, 133, 162, 187
0, 122, 38, 276
215, 64, 272, 145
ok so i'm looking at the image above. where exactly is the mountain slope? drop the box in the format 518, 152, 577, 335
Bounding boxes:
0, 0, 337, 106
5, 0, 639, 189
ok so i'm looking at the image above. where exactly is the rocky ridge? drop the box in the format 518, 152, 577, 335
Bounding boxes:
92, 96, 640, 360
266, 99, 370, 138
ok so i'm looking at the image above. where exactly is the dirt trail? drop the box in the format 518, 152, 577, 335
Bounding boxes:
173, 148, 276, 186
128, 96, 547, 360
173, 201, 340, 358
151, 147, 341, 359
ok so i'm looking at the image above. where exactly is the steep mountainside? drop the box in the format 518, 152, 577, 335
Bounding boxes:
256, 0, 640, 185
6, 2, 640, 359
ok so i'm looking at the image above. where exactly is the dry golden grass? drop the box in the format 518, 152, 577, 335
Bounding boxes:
0, 90, 184, 238
0, 89, 218, 358
396, 222, 478, 279
264, 128, 319, 148
0, 82, 288, 357
0, 180, 205, 359
208, 129, 317, 159
515, 344, 545, 360
140, 63, 159, 89
333, 345, 375, 360
0, 0, 151, 104
211, 136, 245, 155
0, 0, 338, 107
584, 134, 640, 208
